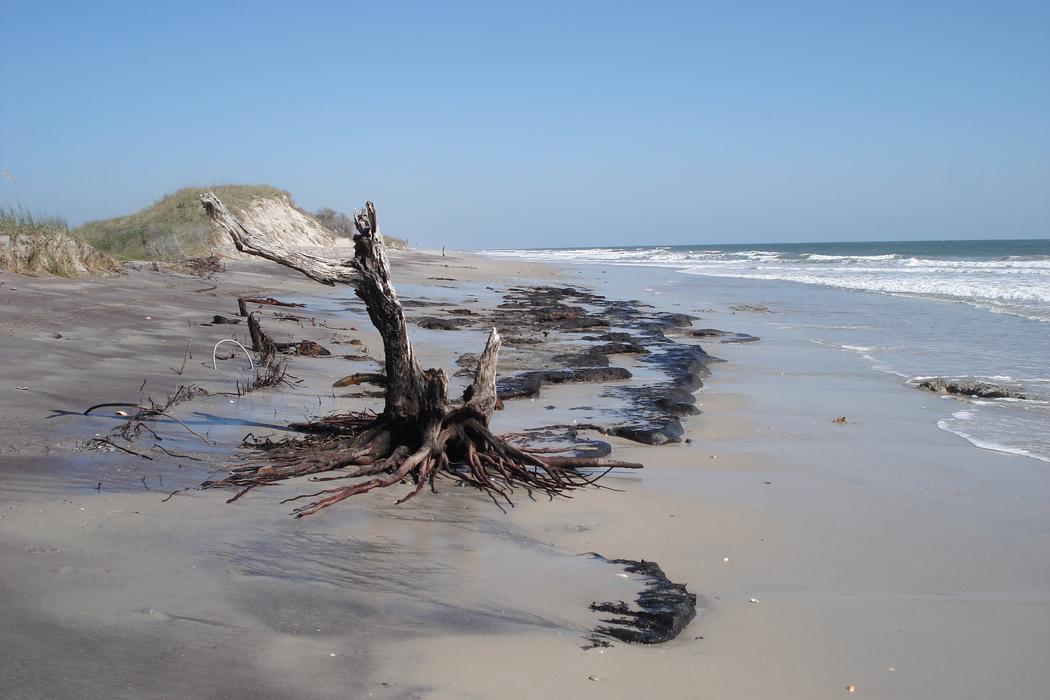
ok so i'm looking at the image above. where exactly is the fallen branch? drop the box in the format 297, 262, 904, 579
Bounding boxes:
90, 437, 153, 460
241, 296, 306, 308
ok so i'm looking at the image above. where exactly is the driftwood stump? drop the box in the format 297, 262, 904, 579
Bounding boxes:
198, 193, 639, 516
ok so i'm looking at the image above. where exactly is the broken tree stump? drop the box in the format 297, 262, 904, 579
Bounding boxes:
198, 193, 641, 516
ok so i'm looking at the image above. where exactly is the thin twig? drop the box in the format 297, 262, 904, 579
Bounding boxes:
169, 339, 192, 376
91, 437, 153, 460
152, 444, 203, 461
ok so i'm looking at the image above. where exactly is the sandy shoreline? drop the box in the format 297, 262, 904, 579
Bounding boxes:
2, 254, 1048, 698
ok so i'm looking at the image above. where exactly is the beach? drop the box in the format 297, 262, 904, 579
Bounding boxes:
1, 252, 1048, 699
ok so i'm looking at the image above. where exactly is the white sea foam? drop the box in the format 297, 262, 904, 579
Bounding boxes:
804, 253, 901, 262
482, 242, 1050, 464
482, 246, 1050, 322
937, 416, 1050, 463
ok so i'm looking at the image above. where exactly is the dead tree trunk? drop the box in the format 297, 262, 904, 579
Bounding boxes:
198, 192, 640, 516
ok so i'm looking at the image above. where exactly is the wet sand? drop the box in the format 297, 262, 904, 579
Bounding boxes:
2, 255, 1048, 699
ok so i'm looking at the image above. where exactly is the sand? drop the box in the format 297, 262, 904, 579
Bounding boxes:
1, 253, 1048, 699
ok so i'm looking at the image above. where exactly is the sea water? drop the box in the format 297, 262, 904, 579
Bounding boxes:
483, 240, 1050, 463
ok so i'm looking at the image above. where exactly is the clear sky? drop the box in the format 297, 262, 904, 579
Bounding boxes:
2, 1, 1048, 248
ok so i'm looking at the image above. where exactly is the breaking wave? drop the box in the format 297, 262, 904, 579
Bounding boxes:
483, 241, 1050, 322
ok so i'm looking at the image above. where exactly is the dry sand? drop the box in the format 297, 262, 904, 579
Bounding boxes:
1, 252, 1047, 699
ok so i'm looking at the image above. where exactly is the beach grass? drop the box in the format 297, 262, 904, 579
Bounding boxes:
72, 184, 286, 260
71, 184, 409, 259
1, 205, 120, 277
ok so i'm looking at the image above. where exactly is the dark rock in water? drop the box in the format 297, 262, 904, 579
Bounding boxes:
651, 312, 698, 328
587, 554, 697, 646
472, 283, 755, 446
454, 352, 478, 367
497, 367, 632, 399
583, 332, 637, 343
553, 348, 612, 368
651, 387, 702, 416
606, 419, 685, 445
212, 315, 242, 324
599, 343, 719, 445
597, 341, 648, 355
414, 316, 464, 330
690, 328, 759, 344
552, 342, 649, 369
400, 299, 445, 308
651, 345, 722, 388
556, 315, 610, 330
504, 335, 545, 346
915, 378, 1026, 400
509, 425, 614, 459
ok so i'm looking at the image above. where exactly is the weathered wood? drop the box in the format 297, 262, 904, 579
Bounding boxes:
246, 313, 272, 356
465, 328, 501, 418
237, 297, 248, 317
333, 373, 387, 388
198, 192, 640, 514
201, 191, 425, 421
199, 192, 359, 286
347, 201, 426, 421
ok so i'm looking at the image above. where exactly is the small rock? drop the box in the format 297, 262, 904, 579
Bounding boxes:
748, 598, 760, 604
588, 676, 600, 682
847, 685, 856, 693
833, 416, 848, 424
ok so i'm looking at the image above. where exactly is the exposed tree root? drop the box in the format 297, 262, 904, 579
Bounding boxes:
198, 192, 643, 517
203, 408, 641, 516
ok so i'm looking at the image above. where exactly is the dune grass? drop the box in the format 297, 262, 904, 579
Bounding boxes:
73, 184, 287, 260
0, 206, 68, 236
1, 206, 120, 277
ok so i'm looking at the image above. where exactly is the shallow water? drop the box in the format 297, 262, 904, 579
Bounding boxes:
483, 239, 1050, 322
486, 252, 1050, 464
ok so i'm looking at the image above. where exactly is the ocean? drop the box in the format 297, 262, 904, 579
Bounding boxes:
483, 239, 1050, 463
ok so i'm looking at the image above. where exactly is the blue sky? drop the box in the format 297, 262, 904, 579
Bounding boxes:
2, 1, 1048, 248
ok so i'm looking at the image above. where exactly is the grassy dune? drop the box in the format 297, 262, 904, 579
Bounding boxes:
1, 207, 120, 276
73, 184, 286, 260
71, 184, 409, 260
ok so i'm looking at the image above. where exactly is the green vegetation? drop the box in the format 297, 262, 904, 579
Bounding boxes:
10, 183, 410, 266
0, 205, 68, 237
73, 184, 286, 260
314, 206, 409, 250
1, 206, 120, 276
